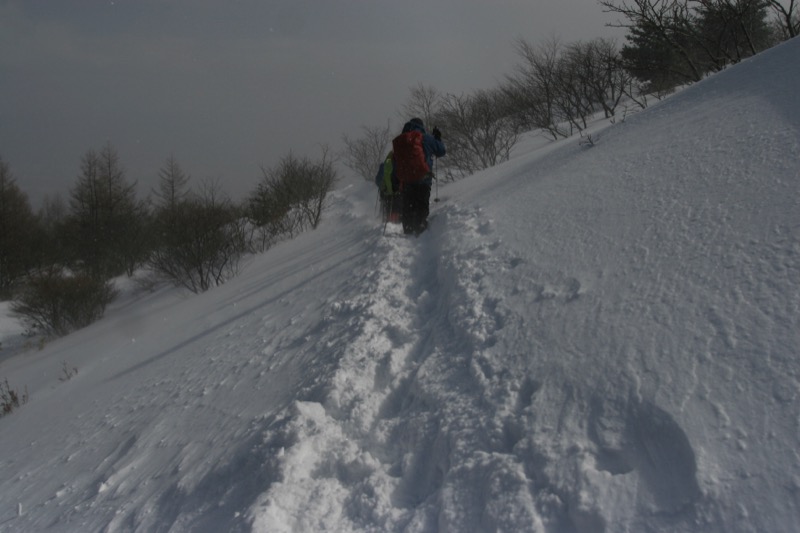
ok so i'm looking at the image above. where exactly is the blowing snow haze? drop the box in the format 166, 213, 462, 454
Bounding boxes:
1, 28, 799, 533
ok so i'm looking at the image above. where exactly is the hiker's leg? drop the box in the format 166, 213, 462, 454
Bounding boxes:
402, 189, 415, 234
419, 184, 431, 227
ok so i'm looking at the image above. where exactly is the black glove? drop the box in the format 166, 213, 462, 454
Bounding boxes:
432, 127, 442, 141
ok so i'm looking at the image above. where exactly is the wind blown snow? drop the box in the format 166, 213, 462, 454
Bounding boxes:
1, 38, 798, 533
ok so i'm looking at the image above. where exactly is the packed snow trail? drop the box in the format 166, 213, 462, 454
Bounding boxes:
250, 212, 548, 532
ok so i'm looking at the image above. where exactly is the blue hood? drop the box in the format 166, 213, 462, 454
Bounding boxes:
402, 120, 426, 134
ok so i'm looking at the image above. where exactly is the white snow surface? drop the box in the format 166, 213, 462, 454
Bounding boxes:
1, 38, 799, 533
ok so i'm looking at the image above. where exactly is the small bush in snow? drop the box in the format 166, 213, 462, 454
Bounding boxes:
579, 133, 596, 147
11, 268, 117, 337
59, 361, 78, 382
1, 378, 28, 416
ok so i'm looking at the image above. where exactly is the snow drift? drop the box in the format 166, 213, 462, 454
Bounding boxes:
1, 38, 799, 533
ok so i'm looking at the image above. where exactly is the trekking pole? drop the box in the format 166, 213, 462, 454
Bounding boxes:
382, 193, 391, 235
433, 157, 440, 202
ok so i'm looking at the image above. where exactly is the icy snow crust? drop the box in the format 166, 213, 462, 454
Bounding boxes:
1, 39, 799, 532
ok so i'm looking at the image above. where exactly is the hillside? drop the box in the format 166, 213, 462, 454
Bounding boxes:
1, 38, 799, 532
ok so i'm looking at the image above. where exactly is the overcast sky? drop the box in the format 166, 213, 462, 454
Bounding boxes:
1, 0, 622, 206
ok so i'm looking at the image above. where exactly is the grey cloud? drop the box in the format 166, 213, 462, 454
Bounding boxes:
1, 0, 621, 206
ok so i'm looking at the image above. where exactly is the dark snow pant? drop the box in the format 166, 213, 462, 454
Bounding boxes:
401, 183, 431, 235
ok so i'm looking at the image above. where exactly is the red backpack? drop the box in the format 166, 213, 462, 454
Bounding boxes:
392, 130, 430, 185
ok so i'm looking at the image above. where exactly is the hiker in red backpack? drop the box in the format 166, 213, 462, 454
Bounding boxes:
374, 151, 402, 224
392, 118, 446, 235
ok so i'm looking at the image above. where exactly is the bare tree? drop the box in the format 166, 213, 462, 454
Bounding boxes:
248, 165, 298, 250
31, 193, 70, 273
296, 146, 338, 230
153, 155, 190, 212
148, 180, 247, 293
151, 156, 191, 257
0, 157, 38, 298
768, 0, 798, 37
67, 143, 145, 278
600, 0, 706, 83
341, 122, 393, 181
248, 149, 338, 251
692, 0, 773, 66
553, 50, 596, 133
400, 83, 443, 128
603, 0, 780, 93
437, 89, 522, 179
504, 37, 571, 140
504, 37, 616, 138
565, 39, 632, 119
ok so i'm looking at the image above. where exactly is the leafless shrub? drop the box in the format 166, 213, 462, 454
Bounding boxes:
11, 268, 117, 337
59, 361, 78, 382
247, 148, 338, 251
148, 180, 248, 293
436, 89, 523, 180
1, 378, 28, 416
341, 122, 394, 181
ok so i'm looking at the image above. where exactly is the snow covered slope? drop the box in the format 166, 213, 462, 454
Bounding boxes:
1, 38, 798, 533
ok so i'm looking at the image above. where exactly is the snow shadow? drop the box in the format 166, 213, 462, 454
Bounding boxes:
148, 421, 279, 532
589, 396, 703, 515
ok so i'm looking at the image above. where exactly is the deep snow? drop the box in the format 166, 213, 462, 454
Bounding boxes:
1, 37, 798, 533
